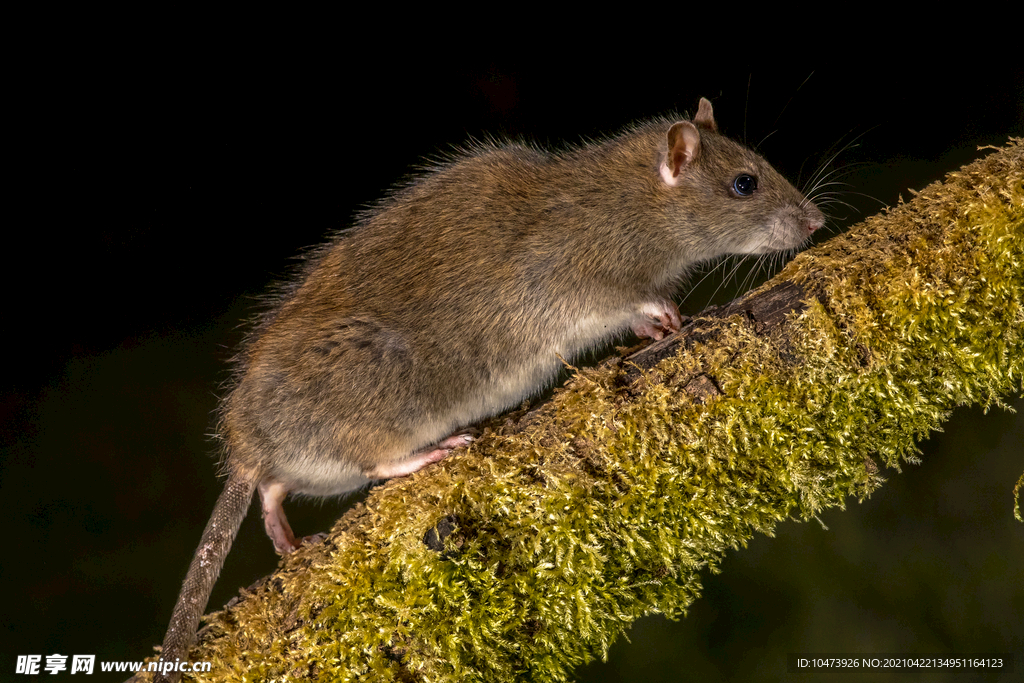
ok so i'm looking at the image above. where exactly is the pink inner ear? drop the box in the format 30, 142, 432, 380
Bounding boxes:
667, 122, 700, 178
672, 150, 687, 177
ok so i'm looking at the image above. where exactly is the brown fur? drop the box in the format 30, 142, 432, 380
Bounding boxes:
154, 99, 824, 681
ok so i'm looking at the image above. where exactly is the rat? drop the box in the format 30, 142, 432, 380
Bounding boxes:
153, 97, 824, 680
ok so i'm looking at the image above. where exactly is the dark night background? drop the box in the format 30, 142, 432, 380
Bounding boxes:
3, 38, 1022, 683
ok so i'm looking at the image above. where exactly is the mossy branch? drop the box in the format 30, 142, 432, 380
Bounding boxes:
158, 140, 1022, 682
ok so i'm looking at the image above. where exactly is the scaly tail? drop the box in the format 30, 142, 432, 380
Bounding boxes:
153, 468, 258, 683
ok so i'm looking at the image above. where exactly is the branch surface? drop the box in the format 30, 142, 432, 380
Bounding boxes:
146, 140, 1022, 682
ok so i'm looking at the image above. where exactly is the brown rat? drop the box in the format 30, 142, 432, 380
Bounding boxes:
154, 97, 824, 680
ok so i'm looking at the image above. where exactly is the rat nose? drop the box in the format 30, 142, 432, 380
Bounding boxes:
802, 205, 825, 234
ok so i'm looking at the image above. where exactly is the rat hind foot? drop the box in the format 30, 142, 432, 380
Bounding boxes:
258, 480, 299, 554
364, 432, 475, 479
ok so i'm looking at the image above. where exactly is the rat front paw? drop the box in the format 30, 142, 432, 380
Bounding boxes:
632, 298, 684, 340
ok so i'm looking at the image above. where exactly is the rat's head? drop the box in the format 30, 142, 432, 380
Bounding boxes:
658, 98, 824, 258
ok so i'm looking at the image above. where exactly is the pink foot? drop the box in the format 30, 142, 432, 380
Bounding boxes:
364, 433, 475, 479
258, 480, 299, 554
632, 298, 683, 340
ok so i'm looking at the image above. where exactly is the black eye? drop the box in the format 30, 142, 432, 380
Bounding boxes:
732, 173, 757, 196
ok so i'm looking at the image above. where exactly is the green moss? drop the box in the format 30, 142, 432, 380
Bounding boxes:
180, 141, 1022, 682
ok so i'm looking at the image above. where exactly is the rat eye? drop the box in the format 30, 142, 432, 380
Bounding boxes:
732, 173, 757, 196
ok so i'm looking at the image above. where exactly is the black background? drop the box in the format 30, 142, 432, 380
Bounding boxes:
4, 36, 1022, 683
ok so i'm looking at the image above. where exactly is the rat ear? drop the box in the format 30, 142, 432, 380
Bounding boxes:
661, 120, 701, 186
693, 97, 718, 132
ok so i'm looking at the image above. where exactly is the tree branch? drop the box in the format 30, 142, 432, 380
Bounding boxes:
141, 140, 1023, 682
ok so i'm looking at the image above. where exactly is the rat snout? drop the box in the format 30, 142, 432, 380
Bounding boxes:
802, 202, 826, 235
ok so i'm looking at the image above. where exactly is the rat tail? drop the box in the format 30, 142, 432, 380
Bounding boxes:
153, 467, 258, 683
